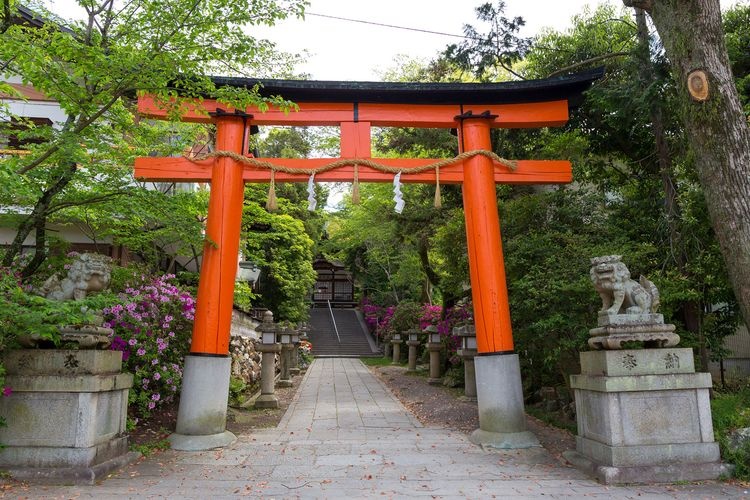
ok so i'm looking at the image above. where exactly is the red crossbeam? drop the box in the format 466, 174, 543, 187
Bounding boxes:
134, 156, 572, 185
137, 94, 569, 128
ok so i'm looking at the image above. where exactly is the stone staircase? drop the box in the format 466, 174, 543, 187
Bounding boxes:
308, 308, 380, 357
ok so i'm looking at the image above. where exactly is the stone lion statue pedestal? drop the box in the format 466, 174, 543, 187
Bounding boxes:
0, 253, 137, 484
563, 256, 731, 484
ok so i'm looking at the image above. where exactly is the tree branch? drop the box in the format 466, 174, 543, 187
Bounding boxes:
47, 190, 128, 214
622, 0, 652, 11
546, 51, 631, 78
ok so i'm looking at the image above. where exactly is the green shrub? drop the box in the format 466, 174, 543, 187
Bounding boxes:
712, 388, 750, 479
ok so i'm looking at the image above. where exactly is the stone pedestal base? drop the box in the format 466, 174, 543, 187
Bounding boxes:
171, 355, 236, 451
470, 353, 539, 449
0, 350, 136, 484
568, 348, 730, 484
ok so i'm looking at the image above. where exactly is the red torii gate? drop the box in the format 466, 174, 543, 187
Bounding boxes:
135, 69, 601, 450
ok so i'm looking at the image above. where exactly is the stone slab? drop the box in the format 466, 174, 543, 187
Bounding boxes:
579, 348, 694, 376
564, 450, 732, 485
3, 349, 123, 376
597, 312, 664, 327
168, 431, 237, 451
1, 451, 141, 486
5, 372, 133, 392
570, 372, 712, 392
576, 435, 720, 467
0, 436, 129, 468
0, 388, 130, 448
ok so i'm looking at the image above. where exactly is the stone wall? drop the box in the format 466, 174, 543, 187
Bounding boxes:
229, 334, 262, 387
228, 309, 277, 389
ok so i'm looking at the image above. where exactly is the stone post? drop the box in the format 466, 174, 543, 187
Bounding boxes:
383, 338, 392, 359
290, 327, 301, 377
277, 325, 293, 388
455, 324, 478, 400
391, 333, 403, 365
255, 312, 281, 409
406, 328, 421, 373
425, 325, 442, 385
299, 322, 310, 373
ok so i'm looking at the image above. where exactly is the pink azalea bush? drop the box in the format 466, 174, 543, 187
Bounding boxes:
103, 274, 195, 417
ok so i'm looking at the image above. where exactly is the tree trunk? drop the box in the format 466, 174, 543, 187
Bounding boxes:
2, 162, 78, 276
625, 0, 750, 328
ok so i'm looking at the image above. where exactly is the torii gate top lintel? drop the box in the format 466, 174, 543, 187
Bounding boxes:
138, 67, 603, 128
135, 68, 602, 357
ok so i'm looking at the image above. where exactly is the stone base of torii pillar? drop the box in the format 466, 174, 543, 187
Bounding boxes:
470, 354, 540, 449
168, 355, 237, 451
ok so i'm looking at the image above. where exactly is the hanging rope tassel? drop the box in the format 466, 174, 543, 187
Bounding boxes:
266, 169, 278, 211
434, 165, 442, 209
351, 164, 361, 204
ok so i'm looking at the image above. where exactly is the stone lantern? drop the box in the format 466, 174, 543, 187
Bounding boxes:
455, 324, 478, 400
290, 327, 301, 376
406, 328, 421, 373
255, 311, 281, 409
277, 325, 294, 388
425, 324, 442, 385
391, 331, 403, 364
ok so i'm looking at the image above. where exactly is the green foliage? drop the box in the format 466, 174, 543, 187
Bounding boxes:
389, 301, 423, 334
443, 1, 530, 81
359, 356, 393, 367
130, 438, 170, 457
723, 4, 750, 115
502, 189, 634, 388
233, 281, 259, 314
241, 202, 316, 322
0, 266, 117, 345
0, 0, 305, 276
712, 388, 750, 479
228, 376, 248, 407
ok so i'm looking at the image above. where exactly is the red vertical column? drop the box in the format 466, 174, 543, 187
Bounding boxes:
191, 115, 246, 355
460, 115, 514, 354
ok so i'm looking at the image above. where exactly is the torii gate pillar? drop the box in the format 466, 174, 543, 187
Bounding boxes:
168, 114, 245, 451
459, 115, 539, 448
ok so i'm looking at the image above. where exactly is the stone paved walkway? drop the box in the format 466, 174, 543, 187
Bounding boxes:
18, 358, 749, 498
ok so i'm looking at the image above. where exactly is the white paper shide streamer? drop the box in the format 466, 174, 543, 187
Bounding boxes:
307, 173, 317, 211
392, 171, 405, 214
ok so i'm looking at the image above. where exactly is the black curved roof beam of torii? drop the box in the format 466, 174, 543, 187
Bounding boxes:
139, 67, 604, 129
209, 67, 604, 107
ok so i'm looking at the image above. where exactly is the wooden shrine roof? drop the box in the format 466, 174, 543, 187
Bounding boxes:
209, 67, 603, 106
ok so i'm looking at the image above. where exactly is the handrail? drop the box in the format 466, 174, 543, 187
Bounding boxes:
327, 299, 341, 344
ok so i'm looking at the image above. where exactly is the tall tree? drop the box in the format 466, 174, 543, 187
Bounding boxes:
0, 0, 304, 276
622, 0, 750, 328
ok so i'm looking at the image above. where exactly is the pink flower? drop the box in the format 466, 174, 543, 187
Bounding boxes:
2, 387, 12, 397
137, 348, 146, 356
148, 401, 155, 410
